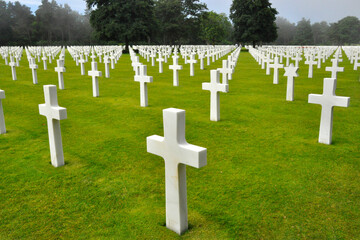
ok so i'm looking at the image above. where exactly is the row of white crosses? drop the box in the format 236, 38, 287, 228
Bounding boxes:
249, 45, 350, 145
342, 46, 360, 71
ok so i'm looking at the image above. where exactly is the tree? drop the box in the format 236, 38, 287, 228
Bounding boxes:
230, 0, 278, 47
274, 17, 296, 45
293, 18, 313, 45
312, 21, 329, 45
8, 1, 34, 45
87, 0, 156, 48
200, 11, 233, 45
328, 16, 360, 45
0, 0, 13, 45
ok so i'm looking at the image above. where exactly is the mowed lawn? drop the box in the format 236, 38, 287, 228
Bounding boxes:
0, 48, 359, 239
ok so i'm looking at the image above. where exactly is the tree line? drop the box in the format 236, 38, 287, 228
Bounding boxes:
274, 16, 360, 46
0, 0, 92, 46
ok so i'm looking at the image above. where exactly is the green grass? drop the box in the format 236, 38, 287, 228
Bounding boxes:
0, 48, 359, 239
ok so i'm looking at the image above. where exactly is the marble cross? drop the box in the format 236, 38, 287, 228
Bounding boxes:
79, 55, 86, 76
265, 56, 274, 75
293, 53, 302, 68
0, 90, 6, 134
147, 108, 207, 235
42, 54, 48, 70
29, 58, 38, 84
199, 53, 205, 70
104, 55, 110, 78
353, 54, 360, 70
305, 55, 317, 78
202, 70, 229, 121
284, 63, 299, 101
134, 65, 153, 107
55, 59, 66, 90
308, 78, 350, 145
156, 53, 165, 73
88, 61, 102, 97
9, 56, 17, 80
169, 54, 183, 86
150, 51, 156, 66
39, 85, 67, 167
269, 57, 284, 84
326, 59, 344, 79
188, 54, 197, 76
218, 60, 233, 84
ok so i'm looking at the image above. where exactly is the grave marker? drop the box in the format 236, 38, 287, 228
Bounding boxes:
134, 65, 153, 107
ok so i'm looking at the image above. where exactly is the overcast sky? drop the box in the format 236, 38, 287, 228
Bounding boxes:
9, 0, 360, 24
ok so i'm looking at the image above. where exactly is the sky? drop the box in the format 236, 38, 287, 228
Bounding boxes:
8, 0, 360, 24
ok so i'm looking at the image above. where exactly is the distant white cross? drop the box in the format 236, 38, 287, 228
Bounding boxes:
265, 56, 274, 75
308, 78, 350, 145
202, 70, 229, 121
217, 60, 233, 84
104, 55, 110, 78
55, 59, 66, 90
284, 63, 299, 101
42, 54, 48, 70
293, 54, 302, 68
269, 57, 283, 84
147, 108, 207, 235
326, 59, 344, 79
305, 55, 317, 78
188, 54, 197, 76
354, 54, 360, 70
134, 65, 153, 107
9, 56, 17, 80
39, 85, 67, 167
79, 55, 86, 76
88, 61, 102, 97
156, 53, 165, 73
0, 90, 6, 134
150, 51, 156, 67
29, 58, 38, 84
169, 54, 183, 86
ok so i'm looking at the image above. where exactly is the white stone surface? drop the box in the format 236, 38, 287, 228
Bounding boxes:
88, 61, 102, 97
147, 108, 207, 235
308, 78, 350, 145
9, 56, 17, 80
326, 59, 344, 79
202, 70, 229, 121
134, 65, 153, 107
169, 54, 183, 86
188, 54, 197, 76
29, 58, 38, 84
156, 53, 165, 73
269, 57, 283, 84
0, 90, 6, 134
104, 55, 110, 78
305, 55, 317, 78
55, 59, 66, 90
218, 60, 233, 85
39, 85, 67, 167
284, 63, 299, 101
79, 55, 86, 76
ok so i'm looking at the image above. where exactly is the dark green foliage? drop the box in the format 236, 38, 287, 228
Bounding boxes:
0, 0, 92, 46
293, 18, 314, 45
328, 16, 360, 45
87, 0, 156, 48
230, 0, 278, 47
200, 11, 233, 45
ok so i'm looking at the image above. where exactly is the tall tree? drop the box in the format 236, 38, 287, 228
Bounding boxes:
230, 0, 278, 47
274, 17, 296, 45
328, 16, 360, 45
312, 21, 329, 45
87, 0, 156, 48
293, 18, 314, 45
200, 11, 233, 45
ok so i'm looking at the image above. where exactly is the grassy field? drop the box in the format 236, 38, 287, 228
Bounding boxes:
0, 48, 359, 239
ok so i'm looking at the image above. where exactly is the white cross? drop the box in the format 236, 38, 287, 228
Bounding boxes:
188, 54, 197, 76
202, 70, 229, 121
354, 54, 360, 70
316, 52, 322, 69
147, 108, 207, 235
169, 54, 183, 86
268, 57, 283, 84
284, 63, 299, 101
206, 50, 211, 65
29, 58, 38, 84
284, 52, 291, 66
9, 56, 17, 80
150, 51, 156, 66
39, 85, 67, 167
134, 65, 153, 107
156, 53, 165, 73
131, 56, 142, 73
110, 54, 116, 69
199, 53, 205, 70
88, 61, 102, 97
42, 54, 48, 70
265, 56, 274, 75
0, 90, 6, 134
326, 59, 344, 79
217, 60, 233, 84
79, 55, 86, 75
293, 54, 302, 68
90, 51, 97, 62
305, 55, 317, 78
308, 78, 350, 145
55, 59, 66, 90
104, 55, 110, 78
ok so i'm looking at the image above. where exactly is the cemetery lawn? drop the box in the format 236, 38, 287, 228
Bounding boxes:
0, 49, 360, 239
